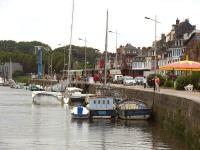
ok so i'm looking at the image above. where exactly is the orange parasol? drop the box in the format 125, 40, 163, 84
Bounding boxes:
159, 60, 200, 71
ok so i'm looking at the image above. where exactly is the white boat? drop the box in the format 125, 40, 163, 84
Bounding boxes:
63, 87, 83, 104
71, 106, 89, 119
51, 80, 68, 92
0, 77, 4, 86
87, 95, 116, 119
32, 91, 63, 105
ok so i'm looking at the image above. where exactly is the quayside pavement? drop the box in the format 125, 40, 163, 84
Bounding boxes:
74, 81, 200, 103
106, 83, 200, 103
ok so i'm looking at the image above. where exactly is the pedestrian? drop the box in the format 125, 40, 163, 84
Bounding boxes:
143, 76, 147, 88
155, 76, 160, 91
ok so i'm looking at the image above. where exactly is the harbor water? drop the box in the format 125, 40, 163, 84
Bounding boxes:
0, 86, 189, 150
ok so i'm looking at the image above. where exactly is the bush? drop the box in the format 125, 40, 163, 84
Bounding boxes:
12, 70, 25, 78
147, 74, 165, 87
14, 76, 31, 84
175, 76, 191, 90
175, 73, 200, 90
164, 79, 174, 88
191, 72, 200, 90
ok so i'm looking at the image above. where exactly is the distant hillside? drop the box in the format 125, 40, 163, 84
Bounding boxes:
0, 40, 101, 74
0, 40, 51, 53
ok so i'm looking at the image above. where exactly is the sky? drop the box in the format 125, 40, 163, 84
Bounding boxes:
0, 0, 199, 52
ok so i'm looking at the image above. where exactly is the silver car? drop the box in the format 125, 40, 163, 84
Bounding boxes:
123, 76, 136, 86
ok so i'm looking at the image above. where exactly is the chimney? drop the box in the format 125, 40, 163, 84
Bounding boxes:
161, 33, 165, 39
176, 18, 180, 25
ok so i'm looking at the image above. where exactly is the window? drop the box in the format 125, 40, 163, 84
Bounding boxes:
98, 100, 100, 104
103, 100, 105, 104
94, 100, 96, 104
107, 100, 109, 104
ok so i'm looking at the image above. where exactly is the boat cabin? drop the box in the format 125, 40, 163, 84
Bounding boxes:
87, 96, 114, 110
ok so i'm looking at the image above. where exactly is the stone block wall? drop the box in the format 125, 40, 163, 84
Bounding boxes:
78, 83, 200, 150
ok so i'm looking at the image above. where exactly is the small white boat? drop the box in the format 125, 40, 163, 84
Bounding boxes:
63, 87, 83, 104
32, 91, 63, 105
71, 106, 89, 119
0, 77, 4, 86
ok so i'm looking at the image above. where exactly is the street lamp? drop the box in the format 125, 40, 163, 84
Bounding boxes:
78, 37, 88, 77
109, 30, 119, 69
145, 15, 161, 90
145, 16, 161, 74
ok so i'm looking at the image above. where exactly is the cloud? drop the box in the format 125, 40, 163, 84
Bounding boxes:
0, 0, 199, 52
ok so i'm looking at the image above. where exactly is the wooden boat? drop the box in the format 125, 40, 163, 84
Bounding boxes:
71, 106, 89, 119
117, 99, 151, 120
87, 95, 116, 119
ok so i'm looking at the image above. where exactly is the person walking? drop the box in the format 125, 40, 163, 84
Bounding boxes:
155, 76, 160, 91
143, 76, 147, 88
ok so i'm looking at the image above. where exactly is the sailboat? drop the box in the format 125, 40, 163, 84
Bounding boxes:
62, 0, 85, 106
86, 10, 117, 119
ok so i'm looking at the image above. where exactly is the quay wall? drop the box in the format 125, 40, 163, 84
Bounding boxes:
74, 83, 200, 150
29, 79, 58, 87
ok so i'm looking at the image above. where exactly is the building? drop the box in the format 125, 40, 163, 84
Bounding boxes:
165, 18, 196, 64
117, 43, 139, 75
0, 62, 23, 79
184, 30, 200, 62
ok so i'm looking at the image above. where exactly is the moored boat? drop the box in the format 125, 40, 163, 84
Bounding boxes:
0, 77, 4, 86
87, 95, 116, 119
117, 99, 151, 120
32, 91, 63, 105
63, 87, 83, 104
71, 106, 89, 119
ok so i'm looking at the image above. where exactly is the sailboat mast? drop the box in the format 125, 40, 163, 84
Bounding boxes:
104, 10, 108, 85
67, 0, 75, 87
9, 57, 12, 79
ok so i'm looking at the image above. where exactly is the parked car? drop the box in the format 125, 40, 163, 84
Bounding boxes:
134, 77, 144, 85
123, 76, 135, 86
113, 75, 123, 84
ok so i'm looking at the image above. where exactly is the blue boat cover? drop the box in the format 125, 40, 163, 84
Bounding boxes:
77, 106, 83, 115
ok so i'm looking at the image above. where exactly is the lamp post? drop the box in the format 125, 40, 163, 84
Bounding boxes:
109, 30, 119, 69
78, 37, 87, 77
145, 15, 160, 90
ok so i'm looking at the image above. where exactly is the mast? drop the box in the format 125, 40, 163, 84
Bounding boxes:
9, 57, 12, 79
67, 0, 75, 87
104, 10, 108, 85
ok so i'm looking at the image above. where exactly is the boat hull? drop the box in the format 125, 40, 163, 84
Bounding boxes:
71, 113, 89, 119
90, 110, 116, 119
71, 106, 89, 119
32, 92, 61, 105
118, 109, 151, 120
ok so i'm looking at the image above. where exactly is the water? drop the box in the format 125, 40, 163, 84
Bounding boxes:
0, 86, 189, 150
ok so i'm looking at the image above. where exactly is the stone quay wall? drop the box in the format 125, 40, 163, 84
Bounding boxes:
75, 83, 200, 150
29, 79, 58, 87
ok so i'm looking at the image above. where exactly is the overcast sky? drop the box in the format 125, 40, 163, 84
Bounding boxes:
0, 0, 199, 52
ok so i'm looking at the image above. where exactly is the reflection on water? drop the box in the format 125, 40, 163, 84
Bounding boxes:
0, 86, 189, 150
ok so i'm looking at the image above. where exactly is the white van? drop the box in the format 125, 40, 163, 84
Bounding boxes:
113, 75, 123, 84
